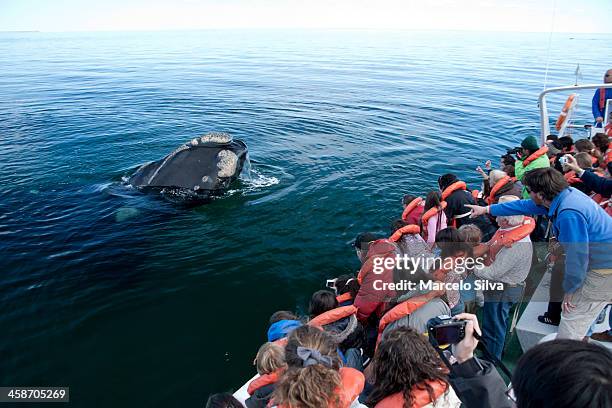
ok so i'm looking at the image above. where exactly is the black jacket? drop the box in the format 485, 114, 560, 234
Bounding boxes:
245, 383, 275, 408
444, 190, 496, 241
450, 357, 513, 408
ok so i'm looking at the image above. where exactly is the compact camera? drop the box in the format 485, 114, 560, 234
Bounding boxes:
427, 316, 467, 346
559, 154, 571, 166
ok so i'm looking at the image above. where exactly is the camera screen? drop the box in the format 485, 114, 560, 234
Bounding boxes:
434, 325, 461, 345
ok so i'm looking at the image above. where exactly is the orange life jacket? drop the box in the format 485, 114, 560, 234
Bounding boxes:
441, 181, 467, 201
309, 305, 358, 328
389, 224, 421, 242
486, 176, 515, 205
420, 202, 447, 241
606, 123, 612, 138
402, 197, 423, 222
605, 143, 612, 165
564, 171, 581, 185
374, 380, 449, 408
247, 369, 283, 395
485, 217, 536, 264
376, 298, 427, 346
521, 146, 549, 167
471, 189, 480, 199
336, 292, 353, 304
278, 367, 364, 408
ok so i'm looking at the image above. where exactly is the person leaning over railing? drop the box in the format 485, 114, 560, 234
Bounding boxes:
563, 154, 612, 197
467, 167, 612, 341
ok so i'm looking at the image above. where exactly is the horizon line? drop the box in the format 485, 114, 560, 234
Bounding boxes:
2, 27, 612, 35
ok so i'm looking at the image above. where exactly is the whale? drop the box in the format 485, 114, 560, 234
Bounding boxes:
128, 132, 248, 203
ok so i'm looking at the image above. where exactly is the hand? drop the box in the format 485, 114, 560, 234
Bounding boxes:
562, 154, 581, 173
485, 160, 492, 170
452, 313, 481, 363
465, 204, 487, 218
475, 166, 487, 179
562, 293, 576, 314
596, 116, 604, 123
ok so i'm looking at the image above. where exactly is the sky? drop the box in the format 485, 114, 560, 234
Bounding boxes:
1, 0, 611, 33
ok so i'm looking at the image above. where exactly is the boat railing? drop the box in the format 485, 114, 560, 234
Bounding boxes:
538, 83, 612, 143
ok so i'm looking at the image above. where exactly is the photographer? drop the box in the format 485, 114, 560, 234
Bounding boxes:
513, 136, 550, 198
446, 314, 513, 408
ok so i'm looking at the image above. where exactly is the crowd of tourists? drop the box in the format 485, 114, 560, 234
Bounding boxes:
205, 79, 612, 407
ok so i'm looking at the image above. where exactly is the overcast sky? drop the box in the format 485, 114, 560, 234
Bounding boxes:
1, 0, 611, 33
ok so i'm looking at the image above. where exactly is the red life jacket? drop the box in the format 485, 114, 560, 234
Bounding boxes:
247, 369, 283, 395
564, 171, 582, 185
486, 176, 516, 205
376, 298, 427, 346
402, 197, 423, 222
336, 292, 353, 304
600, 87, 607, 111
389, 224, 421, 242
485, 217, 536, 265
522, 146, 549, 167
357, 240, 399, 285
277, 367, 365, 408
309, 306, 357, 328
374, 380, 449, 408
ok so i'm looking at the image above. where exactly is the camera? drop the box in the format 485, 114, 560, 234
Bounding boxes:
559, 154, 571, 166
506, 146, 522, 156
427, 316, 467, 346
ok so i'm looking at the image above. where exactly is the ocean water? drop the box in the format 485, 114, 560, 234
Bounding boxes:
0, 29, 610, 407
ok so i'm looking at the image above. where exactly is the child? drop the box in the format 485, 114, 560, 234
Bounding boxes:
245, 342, 286, 408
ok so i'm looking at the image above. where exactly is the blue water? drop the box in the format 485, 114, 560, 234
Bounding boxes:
1, 30, 610, 407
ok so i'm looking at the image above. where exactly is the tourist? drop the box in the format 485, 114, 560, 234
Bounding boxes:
273, 326, 365, 408
438, 173, 496, 240
421, 190, 447, 246
514, 136, 550, 198
206, 393, 244, 408
563, 154, 612, 196
511, 339, 612, 407
267, 311, 302, 342
474, 195, 532, 360
592, 68, 612, 127
365, 326, 461, 407
467, 167, 612, 340
245, 342, 286, 408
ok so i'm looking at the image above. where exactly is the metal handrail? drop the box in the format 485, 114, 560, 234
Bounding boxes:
538, 83, 612, 142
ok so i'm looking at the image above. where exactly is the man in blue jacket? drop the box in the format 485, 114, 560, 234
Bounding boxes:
467, 167, 612, 340
592, 69, 612, 127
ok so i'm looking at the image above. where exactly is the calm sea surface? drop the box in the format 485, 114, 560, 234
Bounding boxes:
1, 30, 611, 407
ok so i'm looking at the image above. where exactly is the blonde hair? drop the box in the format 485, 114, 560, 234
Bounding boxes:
273, 326, 342, 408
497, 195, 524, 226
254, 342, 286, 375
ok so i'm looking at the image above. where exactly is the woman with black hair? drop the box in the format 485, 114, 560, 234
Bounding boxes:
366, 326, 461, 407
